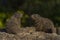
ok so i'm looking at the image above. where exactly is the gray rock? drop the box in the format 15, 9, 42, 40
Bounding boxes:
0, 32, 59, 40
18, 27, 36, 33
54, 35, 60, 40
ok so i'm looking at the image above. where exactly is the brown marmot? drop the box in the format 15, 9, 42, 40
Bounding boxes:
6, 12, 23, 34
31, 14, 56, 33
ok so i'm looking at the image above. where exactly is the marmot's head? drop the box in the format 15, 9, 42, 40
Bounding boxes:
14, 12, 23, 18
31, 14, 40, 20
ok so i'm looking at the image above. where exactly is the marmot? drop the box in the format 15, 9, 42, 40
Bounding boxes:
31, 14, 56, 33
6, 12, 23, 34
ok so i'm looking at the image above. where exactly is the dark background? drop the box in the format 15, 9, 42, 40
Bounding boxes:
0, 0, 60, 29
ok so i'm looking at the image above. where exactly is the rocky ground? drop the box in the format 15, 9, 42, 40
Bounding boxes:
0, 31, 59, 40
0, 27, 60, 40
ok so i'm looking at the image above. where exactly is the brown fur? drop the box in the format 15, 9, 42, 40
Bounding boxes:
31, 14, 56, 33
6, 12, 23, 34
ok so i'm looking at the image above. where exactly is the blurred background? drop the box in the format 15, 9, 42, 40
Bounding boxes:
0, 0, 60, 30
